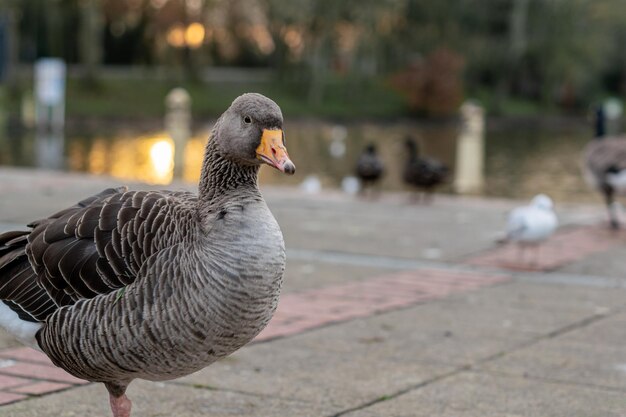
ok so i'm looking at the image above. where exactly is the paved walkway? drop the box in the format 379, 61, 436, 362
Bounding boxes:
0, 167, 625, 416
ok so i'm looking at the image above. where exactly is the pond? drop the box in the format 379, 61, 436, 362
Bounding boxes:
0, 118, 600, 204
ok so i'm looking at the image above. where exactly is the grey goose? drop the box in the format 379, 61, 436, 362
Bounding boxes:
583, 105, 626, 229
0, 93, 295, 417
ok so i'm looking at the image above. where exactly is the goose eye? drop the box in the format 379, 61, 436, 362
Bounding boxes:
243, 116, 252, 124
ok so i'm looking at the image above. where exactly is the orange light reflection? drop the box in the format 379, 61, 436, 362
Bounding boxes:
83, 133, 202, 185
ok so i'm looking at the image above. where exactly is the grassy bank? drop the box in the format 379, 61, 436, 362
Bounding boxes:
3, 74, 578, 123
62, 76, 407, 121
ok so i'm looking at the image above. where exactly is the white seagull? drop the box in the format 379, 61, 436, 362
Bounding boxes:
506, 194, 558, 264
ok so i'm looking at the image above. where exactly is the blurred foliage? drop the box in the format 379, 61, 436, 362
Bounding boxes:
65, 77, 406, 119
4, 0, 626, 117
390, 48, 464, 117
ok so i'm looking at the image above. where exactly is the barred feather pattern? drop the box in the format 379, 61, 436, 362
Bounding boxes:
2, 129, 285, 386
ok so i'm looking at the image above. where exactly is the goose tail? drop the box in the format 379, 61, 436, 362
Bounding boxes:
0, 230, 52, 350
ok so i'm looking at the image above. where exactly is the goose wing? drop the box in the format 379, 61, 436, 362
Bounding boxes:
0, 186, 195, 323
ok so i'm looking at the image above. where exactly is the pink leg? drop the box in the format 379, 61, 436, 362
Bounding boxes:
109, 394, 132, 417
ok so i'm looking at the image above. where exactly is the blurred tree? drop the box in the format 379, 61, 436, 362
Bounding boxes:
267, 0, 403, 104
0, 1, 19, 85
79, 0, 103, 83
8, 0, 626, 114
390, 47, 464, 117
525, 0, 611, 107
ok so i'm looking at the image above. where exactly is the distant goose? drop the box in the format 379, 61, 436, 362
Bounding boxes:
0, 93, 295, 417
355, 143, 384, 195
403, 137, 449, 201
506, 194, 558, 263
583, 105, 626, 229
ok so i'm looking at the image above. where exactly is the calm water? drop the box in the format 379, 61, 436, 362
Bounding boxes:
0, 119, 598, 203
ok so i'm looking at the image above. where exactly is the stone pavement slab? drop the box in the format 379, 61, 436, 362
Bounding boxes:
179, 280, 626, 413
557, 244, 626, 281
262, 280, 625, 367
271, 198, 516, 262
0, 270, 624, 413
479, 311, 626, 391
0, 380, 335, 417
282, 260, 392, 293
267, 190, 604, 263
257, 268, 508, 341
342, 371, 626, 417
178, 323, 457, 410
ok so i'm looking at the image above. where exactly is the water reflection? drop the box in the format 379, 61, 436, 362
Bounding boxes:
0, 120, 601, 203
80, 134, 176, 184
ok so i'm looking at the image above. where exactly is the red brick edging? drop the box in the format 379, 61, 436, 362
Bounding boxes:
0, 348, 88, 405
465, 225, 626, 272
256, 268, 508, 341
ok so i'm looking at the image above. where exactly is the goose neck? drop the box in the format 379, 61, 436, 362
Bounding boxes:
198, 137, 260, 212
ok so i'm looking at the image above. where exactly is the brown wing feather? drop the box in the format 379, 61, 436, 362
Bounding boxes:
1, 186, 196, 321
25, 186, 184, 306
0, 231, 60, 322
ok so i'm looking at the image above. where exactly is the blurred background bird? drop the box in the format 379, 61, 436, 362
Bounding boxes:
505, 194, 558, 265
583, 104, 626, 229
403, 136, 449, 203
355, 143, 384, 198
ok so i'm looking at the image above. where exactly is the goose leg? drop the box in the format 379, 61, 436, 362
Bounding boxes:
602, 184, 619, 229
109, 394, 132, 417
106, 382, 132, 417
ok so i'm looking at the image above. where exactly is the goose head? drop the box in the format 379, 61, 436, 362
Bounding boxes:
214, 93, 296, 175
531, 194, 554, 210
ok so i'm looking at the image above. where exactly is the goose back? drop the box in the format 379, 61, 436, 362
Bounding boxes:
583, 137, 626, 192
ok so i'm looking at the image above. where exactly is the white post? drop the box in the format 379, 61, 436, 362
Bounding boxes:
603, 98, 623, 136
165, 88, 191, 179
454, 101, 485, 194
34, 58, 66, 133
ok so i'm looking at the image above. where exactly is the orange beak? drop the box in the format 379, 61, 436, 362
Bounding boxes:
256, 129, 296, 175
